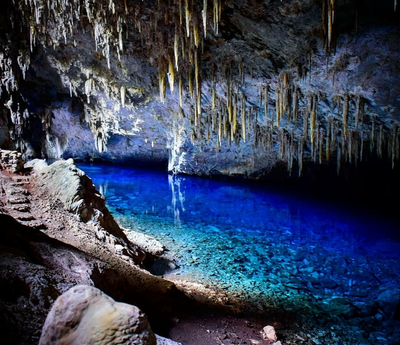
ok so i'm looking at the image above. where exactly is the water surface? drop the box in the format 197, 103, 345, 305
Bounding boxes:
78, 162, 400, 344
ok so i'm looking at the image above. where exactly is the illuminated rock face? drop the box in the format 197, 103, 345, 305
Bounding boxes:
1, 1, 399, 177
39, 285, 156, 345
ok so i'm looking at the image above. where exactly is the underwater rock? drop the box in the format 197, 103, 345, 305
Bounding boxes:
39, 285, 156, 345
376, 289, 400, 320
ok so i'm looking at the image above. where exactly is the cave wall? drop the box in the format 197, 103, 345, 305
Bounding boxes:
0, 0, 399, 178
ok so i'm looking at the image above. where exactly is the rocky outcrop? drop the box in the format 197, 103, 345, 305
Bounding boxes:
0, 160, 196, 344
39, 285, 157, 345
0, 213, 106, 345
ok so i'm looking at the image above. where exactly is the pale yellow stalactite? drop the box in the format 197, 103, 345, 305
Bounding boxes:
194, 49, 200, 98
185, 0, 191, 38
174, 32, 179, 71
179, 0, 183, 25
227, 81, 233, 122
188, 69, 193, 98
168, 57, 175, 93
159, 70, 166, 103
212, 82, 216, 111
203, 0, 207, 36
232, 92, 238, 139
343, 93, 349, 140
218, 109, 222, 147
193, 20, 199, 48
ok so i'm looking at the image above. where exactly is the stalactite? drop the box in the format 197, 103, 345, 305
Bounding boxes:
168, 56, 175, 93
203, 0, 207, 36
391, 122, 398, 168
232, 92, 238, 140
159, 70, 166, 103
326, 116, 333, 162
185, 0, 190, 37
218, 108, 222, 148
275, 88, 281, 127
298, 138, 304, 177
241, 96, 246, 142
179, 75, 183, 107
343, 93, 349, 139
355, 95, 363, 130
188, 68, 193, 98
303, 112, 309, 143
337, 140, 342, 175
264, 84, 269, 121
378, 124, 384, 159
319, 127, 324, 164
193, 19, 200, 48
348, 129, 353, 164
120, 85, 126, 107
310, 95, 317, 158
174, 31, 179, 71
370, 115, 376, 152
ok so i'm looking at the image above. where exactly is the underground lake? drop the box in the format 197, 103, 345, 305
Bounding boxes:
78, 162, 400, 344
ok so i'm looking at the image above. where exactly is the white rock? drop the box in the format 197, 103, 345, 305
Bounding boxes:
262, 325, 277, 342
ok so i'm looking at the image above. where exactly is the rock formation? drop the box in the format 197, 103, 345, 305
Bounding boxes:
0, 160, 192, 344
0, 0, 399, 180
39, 285, 157, 345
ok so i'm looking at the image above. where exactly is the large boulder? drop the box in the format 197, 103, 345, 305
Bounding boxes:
39, 285, 157, 345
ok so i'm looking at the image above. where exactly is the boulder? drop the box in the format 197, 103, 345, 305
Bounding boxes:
39, 285, 157, 345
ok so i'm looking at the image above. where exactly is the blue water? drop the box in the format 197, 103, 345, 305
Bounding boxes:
78, 162, 400, 343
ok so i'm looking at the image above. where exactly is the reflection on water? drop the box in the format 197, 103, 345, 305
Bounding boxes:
78, 162, 400, 344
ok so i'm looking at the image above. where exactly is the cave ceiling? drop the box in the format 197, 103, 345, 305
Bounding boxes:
0, 0, 399, 177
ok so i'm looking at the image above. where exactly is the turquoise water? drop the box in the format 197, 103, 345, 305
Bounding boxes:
78, 162, 400, 344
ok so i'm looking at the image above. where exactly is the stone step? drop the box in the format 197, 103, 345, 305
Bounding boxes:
9, 210, 35, 221
10, 204, 30, 212
7, 196, 29, 204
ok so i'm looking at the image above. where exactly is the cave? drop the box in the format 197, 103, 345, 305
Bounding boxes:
1, 1, 400, 344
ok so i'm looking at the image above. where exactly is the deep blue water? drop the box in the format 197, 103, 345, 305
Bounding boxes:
78, 162, 400, 344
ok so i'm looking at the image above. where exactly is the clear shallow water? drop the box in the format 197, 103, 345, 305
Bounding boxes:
78, 162, 400, 344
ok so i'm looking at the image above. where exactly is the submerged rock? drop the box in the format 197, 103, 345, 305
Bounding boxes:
39, 285, 156, 345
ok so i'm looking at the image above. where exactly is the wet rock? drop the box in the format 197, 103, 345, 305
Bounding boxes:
376, 289, 400, 320
39, 285, 156, 345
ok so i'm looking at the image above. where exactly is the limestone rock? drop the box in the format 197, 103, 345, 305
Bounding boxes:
33, 159, 145, 263
39, 285, 156, 345
262, 325, 278, 342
